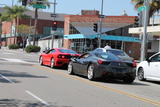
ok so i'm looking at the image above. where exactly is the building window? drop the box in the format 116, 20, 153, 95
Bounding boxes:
69, 24, 80, 34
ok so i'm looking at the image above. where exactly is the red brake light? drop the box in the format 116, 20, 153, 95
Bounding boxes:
132, 60, 137, 67
97, 60, 103, 64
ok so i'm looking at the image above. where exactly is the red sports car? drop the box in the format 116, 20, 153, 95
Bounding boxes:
39, 48, 80, 68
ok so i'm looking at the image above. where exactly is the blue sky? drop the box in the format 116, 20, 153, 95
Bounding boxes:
0, 0, 138, 16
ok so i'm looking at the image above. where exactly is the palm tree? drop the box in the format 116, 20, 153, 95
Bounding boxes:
1, 6, 28, 44
18, 0, 50, 46
131, 0, 160, 18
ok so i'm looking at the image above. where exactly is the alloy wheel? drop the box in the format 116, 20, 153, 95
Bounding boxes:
39, 57, 43, 65
138, 68, 145, 81
68, 62, 73, 75
50, 58, 55, 68
87, 64, 94, 80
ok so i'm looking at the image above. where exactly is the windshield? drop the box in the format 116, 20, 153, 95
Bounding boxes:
107, 50, 129, 57
59, 49, 78, 54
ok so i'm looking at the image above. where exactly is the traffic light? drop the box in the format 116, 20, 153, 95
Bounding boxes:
134, 16, 139, 27
52, 21, 57, 31
93, 23, 98, 32
22, 0, 27, 6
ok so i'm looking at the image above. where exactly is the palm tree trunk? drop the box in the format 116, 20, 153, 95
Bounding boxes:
14, 17, 19, 44
33, 8, 38, 46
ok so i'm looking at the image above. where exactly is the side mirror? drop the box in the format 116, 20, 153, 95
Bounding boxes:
71, 57, 77, 62
146, 58, 151, 62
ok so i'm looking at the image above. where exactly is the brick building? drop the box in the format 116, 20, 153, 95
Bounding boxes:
63, 10, 141, 59
0, 9, 65, 46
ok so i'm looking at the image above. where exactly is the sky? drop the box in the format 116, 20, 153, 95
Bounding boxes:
0, 0, 138, 16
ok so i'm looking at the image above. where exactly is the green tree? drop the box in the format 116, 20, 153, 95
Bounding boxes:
1, 5, 28, 44
18, 0, 50, 46
131, 0, 160, 18
17, 24, 35, 49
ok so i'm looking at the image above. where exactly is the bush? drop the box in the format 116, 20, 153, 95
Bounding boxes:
25, 45, 41, 53
8, 44, 19, 49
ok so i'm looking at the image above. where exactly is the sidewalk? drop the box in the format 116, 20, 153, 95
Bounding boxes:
0, 46, 40, 56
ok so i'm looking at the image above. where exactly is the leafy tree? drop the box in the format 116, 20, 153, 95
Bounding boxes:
1, 6, 28, 44
131, 0, 160, 18
18, 0, 50, 46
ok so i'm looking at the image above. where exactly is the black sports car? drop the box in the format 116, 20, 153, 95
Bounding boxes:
68, 48, 136, 83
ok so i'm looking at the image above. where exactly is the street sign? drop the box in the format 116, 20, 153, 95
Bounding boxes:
51, 14, 56, 17
99, 15, 105, 18
137, 6, 145, 13
32, 4, 46, 9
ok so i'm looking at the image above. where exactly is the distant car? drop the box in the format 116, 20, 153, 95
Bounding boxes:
137, 52, 160, 82
39, 48, 80, 68
68, 48, 136, 83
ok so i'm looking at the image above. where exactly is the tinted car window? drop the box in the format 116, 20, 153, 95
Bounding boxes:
46, 49, 55, 54
151, 54, 160, 62
107, 50, 128, 57
98, 52, 119, 61
79, 53, 90, 59
59, 49, 78, 54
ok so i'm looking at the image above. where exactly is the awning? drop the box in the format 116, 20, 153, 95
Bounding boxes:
64, 34, 140, 42
71, 22, 132, 36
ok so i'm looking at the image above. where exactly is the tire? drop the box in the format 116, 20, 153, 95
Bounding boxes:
39, 56, 43, 65
68, 62, 74, 75
87, 64, 95, 80
138, 68, 145, 81
50, 58, 55, 68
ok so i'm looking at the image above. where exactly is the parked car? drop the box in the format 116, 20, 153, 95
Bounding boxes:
137, 52, 160, 82
39, 48, 80, 68
68, 48, 136, 83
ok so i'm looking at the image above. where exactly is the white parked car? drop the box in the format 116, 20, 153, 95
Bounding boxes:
137, 52, 160, 81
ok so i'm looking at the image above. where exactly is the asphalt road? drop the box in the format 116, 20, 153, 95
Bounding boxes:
0, 48, 160, 107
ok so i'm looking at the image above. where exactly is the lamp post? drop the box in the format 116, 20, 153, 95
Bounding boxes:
140, 0, 149, 61
51, 0, 57, 49
12, 0, 14, 7
98, 0, 104, 48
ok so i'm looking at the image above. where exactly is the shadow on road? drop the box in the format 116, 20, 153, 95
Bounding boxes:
143, 80, 160, 85
0, 99, 72, 107
73, 74, 150, 86
96, 78, 150, 86
0, 70, 48, 83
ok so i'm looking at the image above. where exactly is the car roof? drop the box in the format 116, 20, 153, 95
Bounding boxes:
95, 48, 122, 52
52, 48, 73, 50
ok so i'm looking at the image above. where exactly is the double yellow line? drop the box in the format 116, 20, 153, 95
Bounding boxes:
33, 65, 160, 107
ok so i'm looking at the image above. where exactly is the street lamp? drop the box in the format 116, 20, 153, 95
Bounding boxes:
140, 0, 150, 61
51, 0, 57, 49
98, 0, 104, 48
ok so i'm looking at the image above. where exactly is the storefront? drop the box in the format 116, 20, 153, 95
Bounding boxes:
64, 34, 140, 53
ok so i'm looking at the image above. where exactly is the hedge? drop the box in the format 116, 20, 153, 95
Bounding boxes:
25, 45, 41, 53
8, 44, 19, 49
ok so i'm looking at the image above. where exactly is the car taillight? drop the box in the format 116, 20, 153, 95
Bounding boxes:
97, 60, 103, 64
132, 60, 137, 67
58, 55, 65, 58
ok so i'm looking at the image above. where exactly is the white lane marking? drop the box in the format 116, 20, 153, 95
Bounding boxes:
1, 52, 14, 55
1, 58, 29, 63
0, 74, 14, 83
25, 90, 49, 106
0, 58, 37, 64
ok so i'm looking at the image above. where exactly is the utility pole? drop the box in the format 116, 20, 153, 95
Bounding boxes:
140, 0, 149, 61
12, 0, 14, 7
51, 0, 57, 49
98, 0, 104, 48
